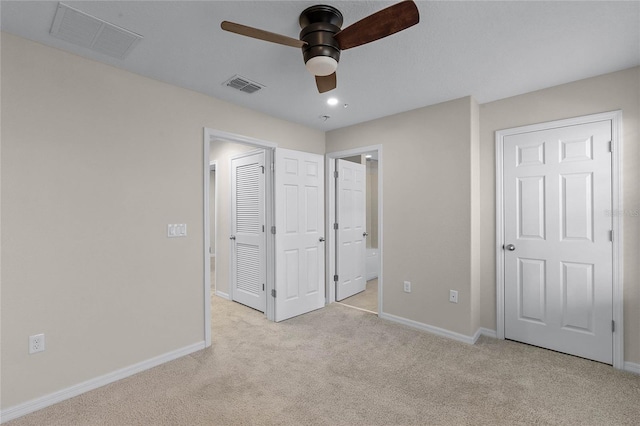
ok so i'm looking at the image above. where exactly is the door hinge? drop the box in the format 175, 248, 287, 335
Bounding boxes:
333, 223, 338, 230
262, 225, 265, 232
333, 274, 338, 282
610, 230, 614, 242
612, 320, 615, 333
271, 226, 276, 234
271, 162, 275, 172
334, 171, 338, 179
263, 283, 265, 291
608, 141, 613, 152
271, 289, 276, 298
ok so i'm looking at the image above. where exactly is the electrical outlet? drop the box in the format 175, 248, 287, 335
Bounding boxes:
29, 333, 45, 354
449, 290, 458, 303
403, 281, 411, 293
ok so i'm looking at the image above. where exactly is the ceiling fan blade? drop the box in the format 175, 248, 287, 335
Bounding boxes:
316, 73, 336, 93
221, 21, 307, 49
334, 1, 419, 50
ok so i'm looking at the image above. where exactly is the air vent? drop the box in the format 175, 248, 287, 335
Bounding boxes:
50, 3, 143, 59
223, 75, 265, 94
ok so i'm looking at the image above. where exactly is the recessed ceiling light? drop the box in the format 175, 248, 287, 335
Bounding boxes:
327, 98, 339, 106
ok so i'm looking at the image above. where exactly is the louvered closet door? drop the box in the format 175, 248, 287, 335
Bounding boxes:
231, 151, 266, 312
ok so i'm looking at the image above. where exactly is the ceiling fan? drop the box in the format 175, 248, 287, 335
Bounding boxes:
221, 1, 420, 93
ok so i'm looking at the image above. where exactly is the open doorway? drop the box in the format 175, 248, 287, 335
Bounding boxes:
326, 146, 383, 315
204, 128, 327, 332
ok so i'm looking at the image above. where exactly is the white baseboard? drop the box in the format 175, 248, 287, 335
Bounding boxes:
0, 341, 205, 424
624, 361, 640, 375
379, 312, 477, 344
215, 290, 230, 300
479, 327, 497, 339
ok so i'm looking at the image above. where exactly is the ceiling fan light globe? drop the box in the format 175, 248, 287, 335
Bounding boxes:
305, 56, 337, 76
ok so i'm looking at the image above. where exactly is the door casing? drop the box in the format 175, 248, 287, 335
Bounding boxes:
495, 111, 624, 369
204, 129, 277, 347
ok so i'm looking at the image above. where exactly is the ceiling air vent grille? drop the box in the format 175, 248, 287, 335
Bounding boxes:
223, 75, 265, 94
50, 3, 143, 59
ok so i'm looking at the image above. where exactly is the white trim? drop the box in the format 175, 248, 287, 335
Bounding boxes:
215, 290, 230, 300
0, 341, 205, 423
325, 145, 383, 316
204, 128, 277, 324
379, 312, 478, 345
203, 129, 212, 347
494, 111, 624, 369
623, 362, 640, 375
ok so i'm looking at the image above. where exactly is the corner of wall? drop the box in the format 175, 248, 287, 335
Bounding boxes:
470, 96, 481, 333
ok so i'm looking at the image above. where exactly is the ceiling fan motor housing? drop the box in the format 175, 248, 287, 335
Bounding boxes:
299, 5, 343, 75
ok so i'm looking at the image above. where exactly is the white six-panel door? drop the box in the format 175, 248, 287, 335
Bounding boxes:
503, 120, 613, 363
335, 159, 367, 301
231, 151, 266, 312
274, 148, 325, 322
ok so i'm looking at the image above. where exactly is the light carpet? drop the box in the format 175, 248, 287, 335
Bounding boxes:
7, 295, 640, 425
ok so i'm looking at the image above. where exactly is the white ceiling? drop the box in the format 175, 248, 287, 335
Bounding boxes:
2, 1, 639, 131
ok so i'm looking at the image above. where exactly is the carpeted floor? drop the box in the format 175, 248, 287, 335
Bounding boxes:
7, 295, 640, 425
338, 278, 378, 313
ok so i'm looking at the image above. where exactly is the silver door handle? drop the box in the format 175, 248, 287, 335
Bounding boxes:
230, 235, 236, 240
363, 232, 369, 237
505, 244, 515, 251
319, 237, 325, 242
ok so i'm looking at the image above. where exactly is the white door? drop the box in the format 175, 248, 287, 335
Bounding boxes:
274, 148, 325, 321
503, 120, 613, 363
335, 159, 367, 301
231, 151, 266, 312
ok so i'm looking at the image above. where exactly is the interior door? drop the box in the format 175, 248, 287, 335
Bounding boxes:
335, 159, 367, 301
503, 120, 613, 363
274, 148, 325, 321
231, 150, 266, 312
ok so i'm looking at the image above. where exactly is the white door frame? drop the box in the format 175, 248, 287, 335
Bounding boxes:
203, 128, 278, 346
326, 145, 383, 313
209, 160, 218, 290
495, 111, 623, 369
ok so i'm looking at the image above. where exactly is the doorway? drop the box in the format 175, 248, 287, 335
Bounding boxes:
203, 129, 327, 334
495, 111, 623, 368
326, 146, 383, 315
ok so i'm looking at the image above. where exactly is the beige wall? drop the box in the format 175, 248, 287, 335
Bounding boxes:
327, 97, 479, 336
209, 140, 256, 296
366, 159, 379, 249
0, 33, 324, 409
2, 29, 638, 415
479, 67, 640, 364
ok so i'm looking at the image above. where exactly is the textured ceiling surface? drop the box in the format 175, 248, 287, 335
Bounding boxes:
2, 1, 639, 131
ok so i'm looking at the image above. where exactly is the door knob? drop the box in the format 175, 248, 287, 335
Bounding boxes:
505, 244, 515, 251
230, 235, 236, 240
319, 237, 325, 242
363, 232, 369, 237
